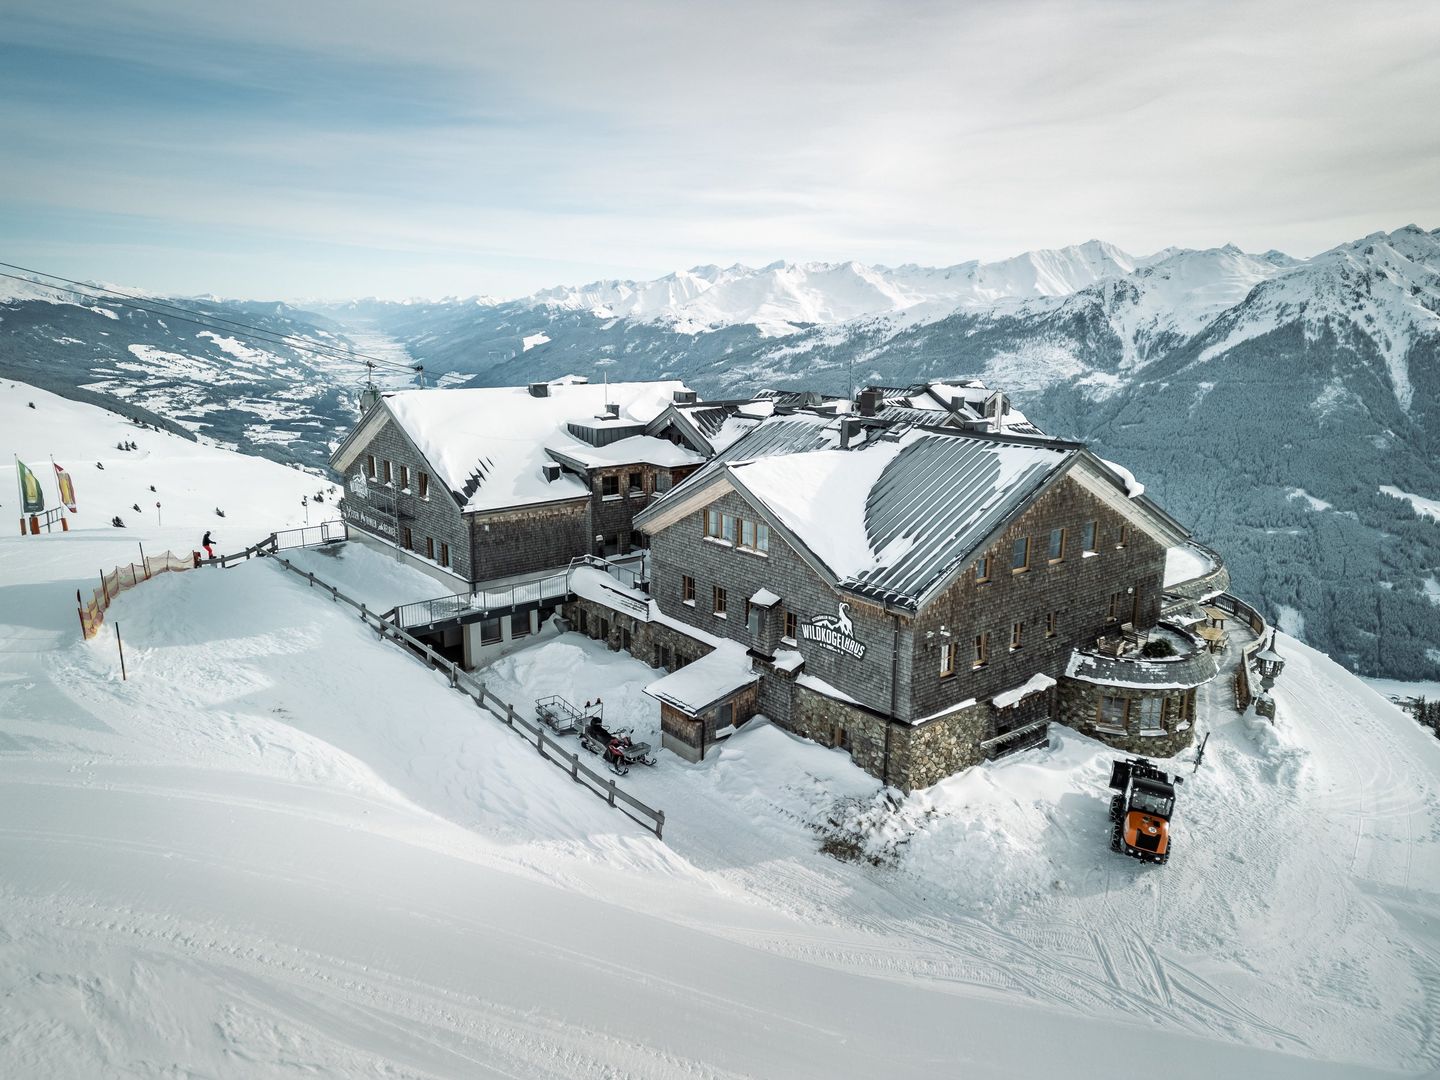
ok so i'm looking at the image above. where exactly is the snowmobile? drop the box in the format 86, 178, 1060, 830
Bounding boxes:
579, 717, 657, 775
1108, 757, 1182, 864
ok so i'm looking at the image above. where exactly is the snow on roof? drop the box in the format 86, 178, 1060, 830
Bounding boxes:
795, 673, 862, 706
644, 640, 758, 714
992, 672, 1057, 710
772, 649, 805, 673
549, 435, 704, 470
749, 587, 781, 608
1098, 457, 1145, 499
1164, 543, 1216, 588
730, 430, 1073, 607
1065, 647, 1218, 690
566, 564, 652, 619
383, 380, 687, 513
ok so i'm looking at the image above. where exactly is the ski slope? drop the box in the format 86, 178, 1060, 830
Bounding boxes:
1, 379, 1437, 1077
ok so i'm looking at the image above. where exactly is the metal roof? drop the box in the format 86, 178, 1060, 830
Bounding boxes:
849, 434, 1072, 605
729, 431, 1075, 610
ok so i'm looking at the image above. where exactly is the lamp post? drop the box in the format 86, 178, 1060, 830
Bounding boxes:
1252, 630, 1285, 719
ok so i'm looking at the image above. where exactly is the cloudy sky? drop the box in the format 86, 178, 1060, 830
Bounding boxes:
2, 0, 1437, 300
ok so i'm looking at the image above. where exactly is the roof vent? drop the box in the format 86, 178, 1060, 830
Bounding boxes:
672, 389, 698, 405
605, 402, 620, 418
857, 389, 879, 417
542, 463, 562, 483
839, 417, 862, 450
528, 382, 550, 398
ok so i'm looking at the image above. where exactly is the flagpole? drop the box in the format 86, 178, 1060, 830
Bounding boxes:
49, 455, 64, 521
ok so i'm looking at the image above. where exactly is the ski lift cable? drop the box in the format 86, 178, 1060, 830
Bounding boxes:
0, 263, 418, 375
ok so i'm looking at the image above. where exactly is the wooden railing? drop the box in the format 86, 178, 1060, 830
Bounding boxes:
1210, 592, 1268, 711
270, 555, 666, 839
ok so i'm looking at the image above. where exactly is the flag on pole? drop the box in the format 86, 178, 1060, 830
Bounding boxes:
54, 462, 78, 513
16, 459, 44, 514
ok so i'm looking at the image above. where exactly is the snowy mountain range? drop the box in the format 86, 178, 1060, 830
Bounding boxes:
4, 225, 1440, 680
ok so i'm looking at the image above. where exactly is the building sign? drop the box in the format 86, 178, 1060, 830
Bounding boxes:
801, 602, 867, 659
349, 471, 369, 499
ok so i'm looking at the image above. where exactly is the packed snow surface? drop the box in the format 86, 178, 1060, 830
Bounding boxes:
2, 378, 1438, 1076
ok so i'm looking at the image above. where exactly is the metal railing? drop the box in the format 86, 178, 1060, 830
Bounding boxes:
389, 553, 648, 631
201, 520, 348, 568
269, 555, 666, 839
391, 572, 573, 630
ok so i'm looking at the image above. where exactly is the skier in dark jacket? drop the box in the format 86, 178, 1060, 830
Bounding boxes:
202, 531, 216, 559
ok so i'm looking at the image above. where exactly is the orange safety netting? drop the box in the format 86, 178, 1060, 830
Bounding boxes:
78, 550, 197, 640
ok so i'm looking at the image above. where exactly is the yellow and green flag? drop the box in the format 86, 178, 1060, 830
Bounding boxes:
16, 458, 44, 515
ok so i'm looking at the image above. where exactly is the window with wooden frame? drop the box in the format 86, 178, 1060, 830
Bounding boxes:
973, 631, 990, 668
1046, 611, 1058, 637
1011, 536, 1030, 573
401, 525, 412, 549
975, 554, 991, 583
940, 641, 957, 678
439, 541, 450, 568
601, 475, 619, 497
1098, 695, 1129, 730
382, 459, 392, 484
627, 471, 643, 495
741, 518, 756, 549
1083, 520, 1098, 553
1048, 527, 1065, 563
399, 464, 410, 491
746, 600, 761, 636
784, 611, 797, 641
721, 513, 737, 545
418, 471, 429, 499
1108, 591, 1123, 619
1010, 621, 1024, 650
425, 536, 434, 560
713, 585, 727, 617
365, 454, 376, 479
704, 508, 722, 538
1137, 697, 1165, 733
755, 522, 770, 553
682, 575, 696, 604
1117, 524, 1129, 548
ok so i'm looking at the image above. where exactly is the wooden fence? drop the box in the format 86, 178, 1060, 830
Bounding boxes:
269, 554, 666, 840
78, 549, 196, 640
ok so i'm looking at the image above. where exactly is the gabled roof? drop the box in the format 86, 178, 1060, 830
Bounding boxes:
332, 379, 688, 514
639, 423, 1191, 612
729, 431, 1075, 607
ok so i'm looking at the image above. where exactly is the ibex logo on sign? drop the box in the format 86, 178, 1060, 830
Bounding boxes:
349, 472, 369, 498
801, 602, 867, 659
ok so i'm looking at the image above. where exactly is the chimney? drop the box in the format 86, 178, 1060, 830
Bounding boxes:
857, 389, 879, 417
542, 463, 562, 483
528, 382, 550, 398
839, 417, 861, 450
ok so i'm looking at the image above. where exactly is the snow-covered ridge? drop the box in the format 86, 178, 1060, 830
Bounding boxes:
514, 240, 1168, 336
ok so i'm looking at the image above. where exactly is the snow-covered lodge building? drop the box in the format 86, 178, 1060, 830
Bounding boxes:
330, 376, 1227, 790
329, 378, 710, 591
